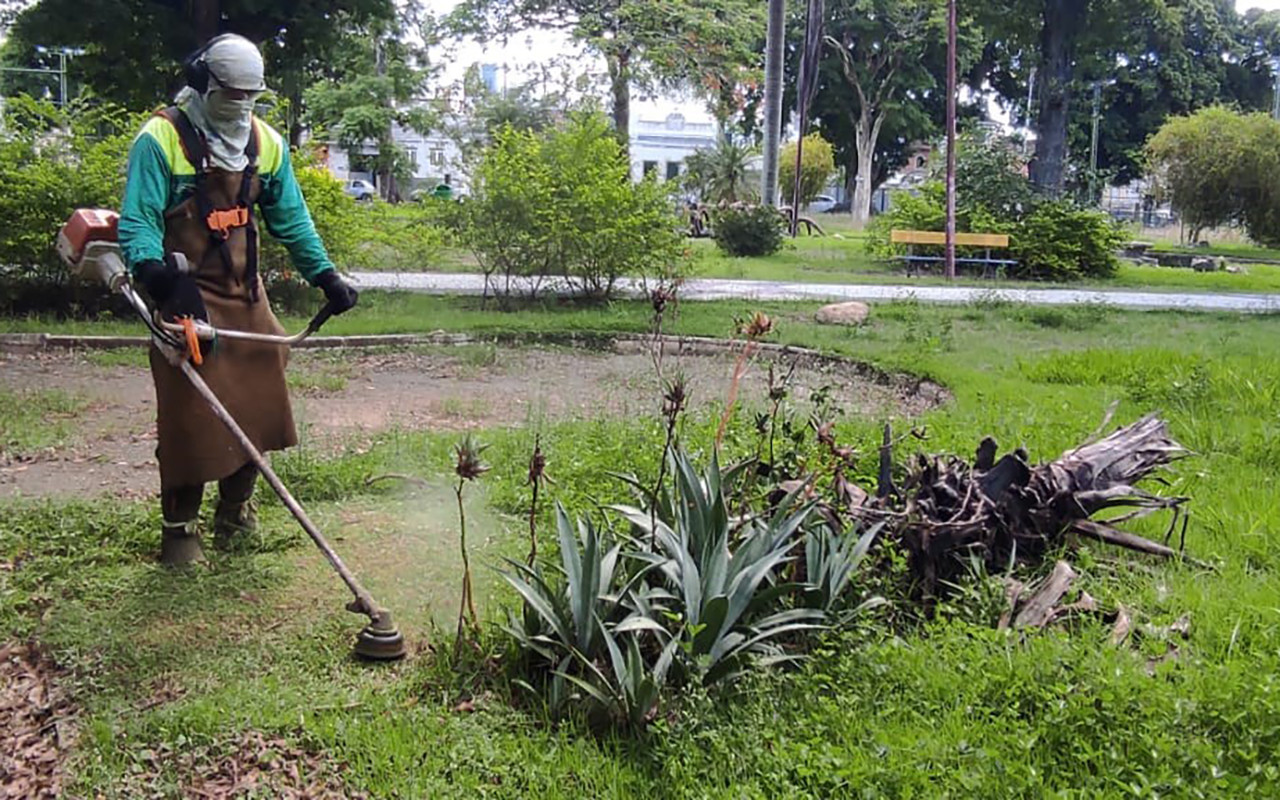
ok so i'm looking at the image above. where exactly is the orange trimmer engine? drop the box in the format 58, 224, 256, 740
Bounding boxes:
57, 209, 128, 290
57, 208, 119, 266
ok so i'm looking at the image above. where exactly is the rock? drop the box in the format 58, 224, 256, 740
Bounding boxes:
1122, 241, 1154, 259
815, 301, 870, 326
1156, 253, 1194, 269
1191, 257, 1219, 273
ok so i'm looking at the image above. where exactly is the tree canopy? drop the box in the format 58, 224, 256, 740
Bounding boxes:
446, 0, 762, 157
2, 0, 396, 144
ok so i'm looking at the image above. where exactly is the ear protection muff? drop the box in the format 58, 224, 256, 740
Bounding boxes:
182, 33, 237, 94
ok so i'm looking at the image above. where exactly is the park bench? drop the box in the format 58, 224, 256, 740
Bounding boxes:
890, 229, 1017, 278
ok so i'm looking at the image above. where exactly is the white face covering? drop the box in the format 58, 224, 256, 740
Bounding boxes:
175, 35, 266, 172
205, 92, 256, 128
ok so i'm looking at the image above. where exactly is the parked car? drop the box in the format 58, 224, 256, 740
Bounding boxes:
807, 194, 837, 214
345, 179, 376, 201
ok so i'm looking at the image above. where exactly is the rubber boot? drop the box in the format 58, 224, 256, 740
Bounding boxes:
160, 520, 205, 566
214, 463, 259, 552
213, 499, 258, 552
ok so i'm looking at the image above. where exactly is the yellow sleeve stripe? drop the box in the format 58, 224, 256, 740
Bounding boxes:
139, 114, 285, 177
138, 115, 196, 176
254, 118, 285, 175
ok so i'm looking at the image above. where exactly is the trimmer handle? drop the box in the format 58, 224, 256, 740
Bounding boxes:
305, 302, 336, 335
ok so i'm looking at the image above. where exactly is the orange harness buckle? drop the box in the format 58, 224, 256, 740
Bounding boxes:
205, 206, 250, 237
180, 317, 203, 366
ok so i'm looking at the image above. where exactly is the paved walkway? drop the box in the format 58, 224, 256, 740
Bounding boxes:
349, 272, 1280, 314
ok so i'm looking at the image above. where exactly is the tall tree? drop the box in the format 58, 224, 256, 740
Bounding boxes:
974, 0, 1272, 194
3, 0, 395, 145
822, 0, 958, 222
447, 0, 761, 158
1067, 0, 1271, 187
304, 6, 438, 201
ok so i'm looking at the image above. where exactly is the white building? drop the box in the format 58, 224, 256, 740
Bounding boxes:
321, 94, 721, 196
628, 110, 718, 183
322, 119, 468, 197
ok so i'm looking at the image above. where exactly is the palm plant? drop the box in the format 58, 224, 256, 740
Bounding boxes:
684, 134, 760, 206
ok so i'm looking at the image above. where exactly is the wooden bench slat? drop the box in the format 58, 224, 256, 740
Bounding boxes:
890, 229, 1009, 248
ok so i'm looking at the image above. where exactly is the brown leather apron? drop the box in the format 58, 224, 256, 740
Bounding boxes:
150, 169, 297, 490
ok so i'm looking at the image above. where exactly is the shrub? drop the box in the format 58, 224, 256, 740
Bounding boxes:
1009, 200, 1124, 281
867, 185, 1120, 280
261, 151, 446, 312
953, 132, 1036, 219
779, 133, 836, 208
865, 135, 1122, 281
681, 134, 759, 205
1145, 106, 1272, 243
0, 96, 142, 315
502, 449, 880, 729
458, 112, 687, 300
712, 204, 786, 257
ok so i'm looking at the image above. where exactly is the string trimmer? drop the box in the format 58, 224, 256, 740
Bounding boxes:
57, 209, 406, 661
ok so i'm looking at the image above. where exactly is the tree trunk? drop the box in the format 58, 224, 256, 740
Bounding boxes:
189, 0, 219, 42
760, 0, 786, 206
1029, 0, 1076, 194
607, 48, 631, 159
852, 108, 884, 224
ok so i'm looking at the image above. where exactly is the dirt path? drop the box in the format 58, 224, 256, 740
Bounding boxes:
1, 344, 944, 499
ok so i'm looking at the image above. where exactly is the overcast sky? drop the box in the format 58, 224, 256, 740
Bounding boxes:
426, 0, 1280, 125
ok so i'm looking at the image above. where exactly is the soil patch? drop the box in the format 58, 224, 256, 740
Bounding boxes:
1, 343, 947, 499
0, 642, 78, 800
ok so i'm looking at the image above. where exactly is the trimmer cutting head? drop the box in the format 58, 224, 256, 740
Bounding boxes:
353, 612, 407, 661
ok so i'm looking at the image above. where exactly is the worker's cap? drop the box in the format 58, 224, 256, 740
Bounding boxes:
201, 34, 267, 93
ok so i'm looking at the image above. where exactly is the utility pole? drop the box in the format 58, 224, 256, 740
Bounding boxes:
1089, 81, 1102, 203
0, 46, 83, 106
944, 0, 957, 279
1271, 57, 1280, 121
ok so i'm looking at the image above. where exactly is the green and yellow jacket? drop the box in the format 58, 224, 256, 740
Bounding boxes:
118, 113, 334, 284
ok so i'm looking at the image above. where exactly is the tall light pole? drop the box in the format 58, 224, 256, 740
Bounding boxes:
944, 0, 957, 279
0, 46, 83, 106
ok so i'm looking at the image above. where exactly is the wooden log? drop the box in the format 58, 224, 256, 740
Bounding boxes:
878, 423, 894, 499
1110, 605, 1133, 646
1014, 560, 1077, 628
1068, 519, 1180, 561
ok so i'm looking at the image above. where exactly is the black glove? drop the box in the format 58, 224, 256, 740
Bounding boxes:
135, 255, 208, 322
316, 270, 359, 315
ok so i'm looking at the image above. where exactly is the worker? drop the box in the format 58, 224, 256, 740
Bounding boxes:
118, 33, 358, 566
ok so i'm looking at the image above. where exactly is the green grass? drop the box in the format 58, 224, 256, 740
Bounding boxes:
688, 234, 1280, 294
378, 228, 1280, 294
0, 388, 87, 459
1149, 239, 1280, 262
5, 296, 1280, 795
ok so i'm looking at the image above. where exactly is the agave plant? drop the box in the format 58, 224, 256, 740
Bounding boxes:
613, 448, 825, 687
556, 620, 681, 730
801, 520, 889, 623
500, 504, 656, 663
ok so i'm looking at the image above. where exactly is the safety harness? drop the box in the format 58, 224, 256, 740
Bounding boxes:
156, 106, 262, 302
